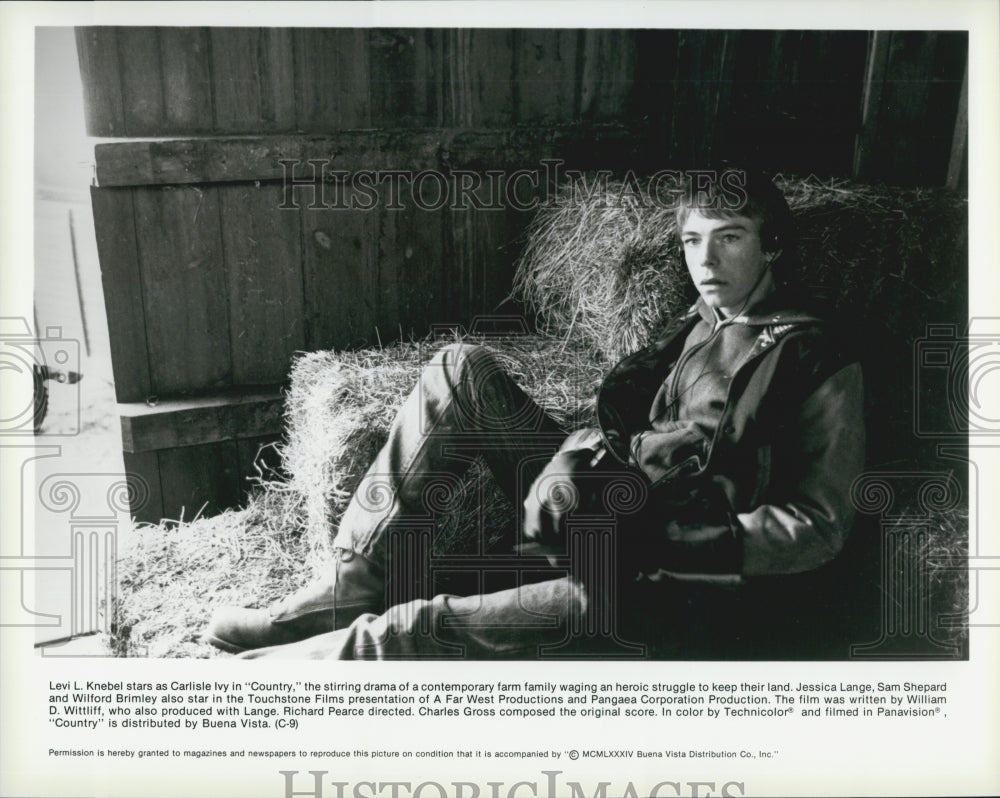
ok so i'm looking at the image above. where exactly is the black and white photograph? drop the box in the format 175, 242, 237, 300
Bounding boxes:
2, 2, 998, 797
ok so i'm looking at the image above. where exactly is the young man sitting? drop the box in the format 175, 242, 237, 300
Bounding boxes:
202, 168, 865, 659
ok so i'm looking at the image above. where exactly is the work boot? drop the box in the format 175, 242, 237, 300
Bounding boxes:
201, 550, 384, 653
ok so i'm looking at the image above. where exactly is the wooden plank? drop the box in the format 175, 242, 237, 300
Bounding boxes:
855, 31, 967, 185
293, 28, 371, 130
946, 58, 968, 191
210, 28, 295, 133
368, 28, 441, 127
94, 134, 436, 187
297, 161, 566, 351
375, 181, 446, 341
218, 183, 305, 384
374, 190, 404, 342
734, 30, 791, 112
119, 389, 284, 453
853, 31, 891, 179
796, 31, 869, 175
794, 31, 869, 120
709, 32, 738, 156
124, 436, 278, 524
416, 29, 446, 126
876, 32, 936, 179
90, 186, 152, 404
722, 30, 868, 174
629, 30, 679, 137
433, 128, 557, 171
578, 30, 637, 121
451, 29, 514, 127
132, 186, 232, 395
159, 28, 214, 133
670, 30, 738, 164
117, 27, 164, 137
445, 175, 528, 321
400, 181, 448, 337
157, 441, 241, 523
922, 33, 969, 187
122, 450, 164, 525
513, 29, 579, 122
300, 187, 379, 350
93, 128, 648, 187
74, 27, 126, 137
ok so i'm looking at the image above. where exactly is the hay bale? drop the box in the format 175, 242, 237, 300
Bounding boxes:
111, 484, 968, 659
113, 174, 968, 659
512, 182, 690, 363
785, 178, 967, 333
112, 487, 310, 658
280, 343, 424, 566
513, 175, 967, 363
280, 334, 605, 556
889, 507, 969, 653
112, 334, 603, 658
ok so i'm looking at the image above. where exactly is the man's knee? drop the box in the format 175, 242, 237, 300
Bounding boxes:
425, 343, 508, 412
431, 342, 498, 380
423, 341, 549, 436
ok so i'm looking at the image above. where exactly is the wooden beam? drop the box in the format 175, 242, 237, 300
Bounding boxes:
122, 450, 164, 525
119, 389, 284, 454
853, 31, 892, 180
946, 58, 968, 191
93, 126, 654, 187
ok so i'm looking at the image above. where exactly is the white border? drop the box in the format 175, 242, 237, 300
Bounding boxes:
2, 2, 998, 797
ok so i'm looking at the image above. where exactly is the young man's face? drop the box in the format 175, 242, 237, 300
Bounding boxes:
680, 209, 775, 318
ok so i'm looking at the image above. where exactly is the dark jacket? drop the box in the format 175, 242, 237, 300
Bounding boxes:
594, 292, 865, 579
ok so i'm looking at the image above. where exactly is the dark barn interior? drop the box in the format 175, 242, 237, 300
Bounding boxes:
74, 27, 970, 659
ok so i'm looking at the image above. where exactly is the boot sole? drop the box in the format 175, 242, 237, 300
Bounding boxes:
201, 632, 249, 655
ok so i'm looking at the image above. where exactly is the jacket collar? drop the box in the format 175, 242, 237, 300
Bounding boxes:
691, 288, 826, 328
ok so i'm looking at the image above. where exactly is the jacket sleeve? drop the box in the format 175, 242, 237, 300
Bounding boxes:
736, 361, 865, 576
646, 362, 865, 578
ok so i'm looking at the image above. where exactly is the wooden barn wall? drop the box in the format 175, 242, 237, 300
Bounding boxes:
77, 28, 967, 180
91, 163, 558, 402
77, 27, 968, 523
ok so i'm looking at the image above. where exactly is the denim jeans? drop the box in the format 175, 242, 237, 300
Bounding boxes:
241, 576, 597, 659
334, 343, 564, 567
249, 343, 654, 659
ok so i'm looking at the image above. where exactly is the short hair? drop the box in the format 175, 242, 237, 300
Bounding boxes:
674, 167, 794, 255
